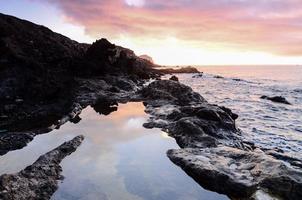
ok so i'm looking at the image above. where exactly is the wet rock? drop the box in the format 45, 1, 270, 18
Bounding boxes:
192, 72, 203, 78
0, 132, 35, 156
92, 98, 118, 116
167, 147, 302, 200
0, 135, 84, 200
260, 95, 291, 105
169, 75, 179, 82
141, 80, 206, 104
213, 75, 224, 79
140, 80, 246, 150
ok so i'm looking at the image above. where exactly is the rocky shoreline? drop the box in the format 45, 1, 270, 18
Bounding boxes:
0, 13, 301, 200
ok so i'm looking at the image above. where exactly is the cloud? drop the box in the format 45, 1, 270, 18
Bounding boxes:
43, 0, 302, 56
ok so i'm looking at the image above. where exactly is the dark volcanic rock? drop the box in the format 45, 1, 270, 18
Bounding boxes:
0, 13, 160, 155
213, 75, 224, 79
140, 80, 245, 149
169, 75, 179, 82
168, 147, 302, 200
158, 66, 200, 74
192, 72, 203, 78
0, 135, 84, 200
261, 95, 291, 105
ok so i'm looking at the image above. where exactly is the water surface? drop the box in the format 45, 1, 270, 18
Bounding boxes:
0, 102, 227, 200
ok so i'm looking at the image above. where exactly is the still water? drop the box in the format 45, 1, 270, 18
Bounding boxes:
0, 102, 227, 200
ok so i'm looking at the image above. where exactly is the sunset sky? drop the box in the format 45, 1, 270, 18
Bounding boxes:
1, 0, 302, 65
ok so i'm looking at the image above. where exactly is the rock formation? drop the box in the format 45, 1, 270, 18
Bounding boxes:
0, 135, 84, 199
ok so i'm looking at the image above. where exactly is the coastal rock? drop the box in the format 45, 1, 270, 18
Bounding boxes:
0, 13, 160, 155
158, 66, 200, 74
169, 75, 179, 82
0, 135, 84, 200
167, 147, 302, 199
260, 95, 291, 105
139, 80, 302, 199
140, 80, 247, 150
141, 80, 206, 104
192, 72, 204, 78
213, 75, 224, 79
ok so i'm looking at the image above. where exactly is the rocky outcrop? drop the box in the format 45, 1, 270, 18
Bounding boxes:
139, 80, 302, 199
0, 13, 160, 155
169, 75, 179, 82
158, 66, 200, 74
261, 95, 291, 105
140, 80, 248, 150
0, 135, 84, 200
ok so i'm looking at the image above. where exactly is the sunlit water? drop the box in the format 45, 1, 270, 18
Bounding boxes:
174, 65, 302, 156
0, 103, 227, 200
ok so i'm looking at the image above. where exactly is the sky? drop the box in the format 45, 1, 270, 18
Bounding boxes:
1, 0, 302, 65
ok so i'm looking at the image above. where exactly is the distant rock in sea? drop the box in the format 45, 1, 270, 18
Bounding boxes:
213, 75, 224, 79
159, 66, 200, 74
260, 95, 291, 105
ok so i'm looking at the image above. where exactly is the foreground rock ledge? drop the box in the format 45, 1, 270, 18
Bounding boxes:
0, 135, 84, 200
168, 147, 302, 200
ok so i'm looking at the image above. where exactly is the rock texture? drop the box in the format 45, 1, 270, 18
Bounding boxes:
141, 80, 246, 150
0, 135, 84, 200
168, 147, 302, 200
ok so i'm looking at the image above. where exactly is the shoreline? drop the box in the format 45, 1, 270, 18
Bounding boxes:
0, 13, 301, 200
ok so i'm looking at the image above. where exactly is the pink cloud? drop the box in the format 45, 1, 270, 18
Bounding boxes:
44, 0, 302, 56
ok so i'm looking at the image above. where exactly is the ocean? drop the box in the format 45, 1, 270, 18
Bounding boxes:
173, 65, 302, 156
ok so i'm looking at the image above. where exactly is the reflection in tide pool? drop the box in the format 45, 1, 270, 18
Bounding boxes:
0, 102, 227, 200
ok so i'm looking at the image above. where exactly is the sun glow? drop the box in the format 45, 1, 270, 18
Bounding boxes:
112, 36, 302, 66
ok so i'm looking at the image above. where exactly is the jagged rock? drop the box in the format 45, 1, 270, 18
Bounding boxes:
167, 147, 302, 200
141, 80, 206, 104
0, 135, 84, 200
169, 75, 179, 82
260, 95, 291, 105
